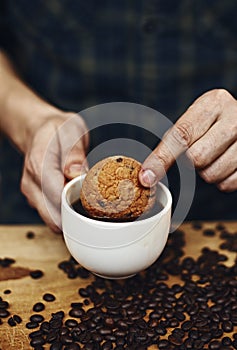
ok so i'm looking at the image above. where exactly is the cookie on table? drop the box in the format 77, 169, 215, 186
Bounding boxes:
80, 155, 156, 221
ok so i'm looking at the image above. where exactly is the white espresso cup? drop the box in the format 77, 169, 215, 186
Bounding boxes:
61, 174, 172, 279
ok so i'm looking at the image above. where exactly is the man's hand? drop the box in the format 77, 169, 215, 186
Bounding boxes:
139, 89, 237, 192
21, 112, 89, 233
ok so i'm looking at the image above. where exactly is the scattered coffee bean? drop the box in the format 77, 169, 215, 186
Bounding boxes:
8, 316, 17, 327
29, 330, 43, 339
0, 309, 10, 318
0, 300, 9, 309
33, 302, 45, 312
30, 336, 45, 347
26, 231, 35, 239
192, 221, 203, 230
30, 270, 44, 279
26, 321, 39, 329
203, 228, 216, 236
3, 289, 11, 294
43, 293, 56, 302
0, 257, 15, 267
30, 314, 44, 323
13, 314, 22, 324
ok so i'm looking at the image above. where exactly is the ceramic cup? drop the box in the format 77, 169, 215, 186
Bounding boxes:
61, 174, 172, 279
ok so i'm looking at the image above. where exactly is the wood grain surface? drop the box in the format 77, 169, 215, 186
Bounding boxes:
0, 223, 236, 350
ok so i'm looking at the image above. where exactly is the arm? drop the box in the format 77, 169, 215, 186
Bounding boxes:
0, 50, 89, 232
139, 89, 237, 192
0, 50, 60, 153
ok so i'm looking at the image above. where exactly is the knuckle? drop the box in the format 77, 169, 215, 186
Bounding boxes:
190, 89, 233, 118
199, 168, 216, 184
203, 88, 231, 102
187, 149, 205, 169
215, 88, 232, 101
217, 175, 237, 192
169, 122, 193, 149
217, 180, 231, 192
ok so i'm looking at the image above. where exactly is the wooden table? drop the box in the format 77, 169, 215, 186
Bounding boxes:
0, 222, 236, 350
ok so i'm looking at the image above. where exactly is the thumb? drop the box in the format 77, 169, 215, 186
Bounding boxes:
139, 153, 166, 188
63, 144, 88, 180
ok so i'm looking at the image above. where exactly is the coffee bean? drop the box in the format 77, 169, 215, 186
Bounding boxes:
222, 337, 232, 346
29, 330, 43, 339
64, 344, 81, 350
26, 321, 39, 329
50, 342, 63, 350
69, 308, 85, 318
208, 340, 221, 349
33, 302, 45, 312
0, 309, 10, 318
203, 229, 216, 236
43, 293, 56, 302
157, 339, 170, 348
30, 314, 44, 323
181, 320, 193, 331
0, 257, 15, 267
65, 319, 78, 328
222, 320, 233, 332
78, 288, 89, 297
8, 316, 17, 327
13, 314, 22, 324
30, 269, 44, 279
26, 231, 35, 239
30, 336, 45, 347
40, 321, 50, 334
0, 301, 9, 309
61, 334, 73, 345
3, 289, 11, 294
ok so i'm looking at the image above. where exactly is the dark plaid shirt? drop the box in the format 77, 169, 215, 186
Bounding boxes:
1, 0, 237, 223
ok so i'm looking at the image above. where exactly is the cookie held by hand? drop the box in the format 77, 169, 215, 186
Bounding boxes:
80, 156, 156, 221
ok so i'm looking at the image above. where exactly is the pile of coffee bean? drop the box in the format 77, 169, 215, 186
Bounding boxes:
26, 227, 237, 349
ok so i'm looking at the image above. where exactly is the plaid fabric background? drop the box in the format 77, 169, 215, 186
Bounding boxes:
1, 0, 237, 223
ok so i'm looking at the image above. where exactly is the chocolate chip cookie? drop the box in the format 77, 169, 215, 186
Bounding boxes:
80, 155, 156, 220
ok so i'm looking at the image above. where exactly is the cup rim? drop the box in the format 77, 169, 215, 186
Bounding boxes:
62, 174, 172, 227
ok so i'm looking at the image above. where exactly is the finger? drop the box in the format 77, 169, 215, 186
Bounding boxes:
199, 141, 237, 184
21, 172, 62, 233
139, 94, 220, 186
139, 111, 218, 186
217, 170, 237, 192
55, 115, 89, 179
63, 142, 88, 179
187, 119, 237, 169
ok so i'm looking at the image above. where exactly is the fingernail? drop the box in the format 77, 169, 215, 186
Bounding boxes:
140, 169, 157, 187
68, 164, 87, 177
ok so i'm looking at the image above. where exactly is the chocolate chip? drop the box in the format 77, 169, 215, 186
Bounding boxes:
116, 157, 123, 162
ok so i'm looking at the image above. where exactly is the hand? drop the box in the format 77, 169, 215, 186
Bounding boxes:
139, 89, 237, 192
20, 112, 89, 232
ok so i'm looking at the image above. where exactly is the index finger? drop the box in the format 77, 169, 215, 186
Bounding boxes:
139, 91, 221, 186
